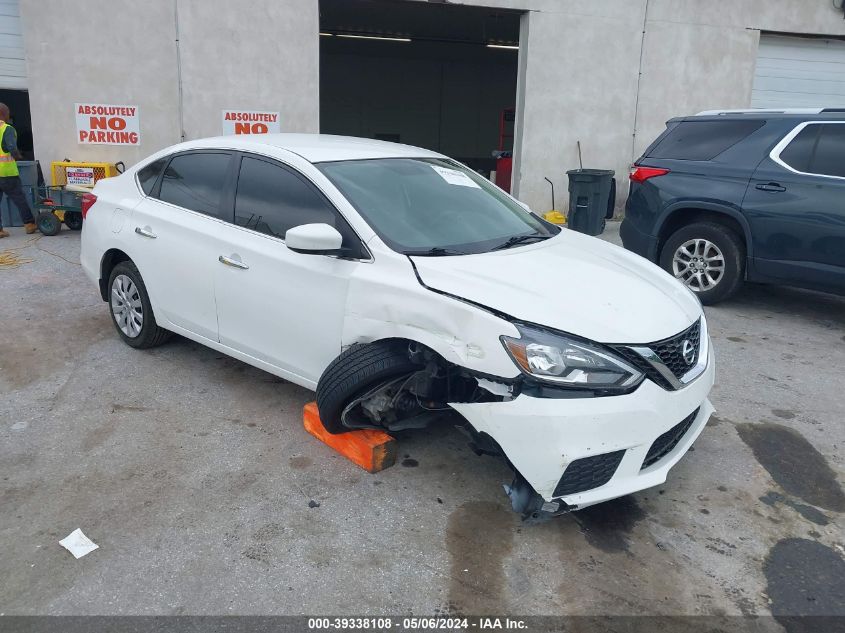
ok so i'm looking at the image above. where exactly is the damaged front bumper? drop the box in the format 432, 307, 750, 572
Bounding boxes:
450, 350, 715, 511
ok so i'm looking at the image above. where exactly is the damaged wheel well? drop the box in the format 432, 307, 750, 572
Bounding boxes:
316, 337, 514, 434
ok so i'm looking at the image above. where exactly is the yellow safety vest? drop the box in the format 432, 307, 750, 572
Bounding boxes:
0, 121, 19, 177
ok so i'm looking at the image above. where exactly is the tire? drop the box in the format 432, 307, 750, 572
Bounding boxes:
316, 340, 420, 434
659, 222, 745, 305
64, 212, 83, 231
36, 211, 61, 236
107, 261, 172, 349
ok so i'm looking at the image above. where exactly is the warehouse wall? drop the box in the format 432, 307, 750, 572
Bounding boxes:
20, 0, 181, 169
176, 0, 319, 140
20, 0, 319, 171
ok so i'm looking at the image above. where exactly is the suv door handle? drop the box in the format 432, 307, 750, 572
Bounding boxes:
756, 182, 786, 193
218, 255, 249, 270
134, 226, 157, 239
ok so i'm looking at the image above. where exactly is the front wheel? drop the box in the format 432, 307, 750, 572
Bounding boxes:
108, 261, 172, 348
659, 222, 745, 305
316, 341, 420, 434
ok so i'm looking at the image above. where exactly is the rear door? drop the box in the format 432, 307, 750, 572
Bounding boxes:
212, 152, 367, 386
130, 150, 234, 341
742, 121, 845, 291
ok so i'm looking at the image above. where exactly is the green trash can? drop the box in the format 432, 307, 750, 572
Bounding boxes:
566, 168, 615, 236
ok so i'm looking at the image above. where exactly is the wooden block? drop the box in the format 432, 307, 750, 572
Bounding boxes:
302, 402, 397, 473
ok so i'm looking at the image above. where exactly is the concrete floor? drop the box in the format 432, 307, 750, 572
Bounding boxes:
1, 223, 843, 618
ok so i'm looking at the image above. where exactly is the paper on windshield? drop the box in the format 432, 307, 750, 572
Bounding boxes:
430, 165, 481, 188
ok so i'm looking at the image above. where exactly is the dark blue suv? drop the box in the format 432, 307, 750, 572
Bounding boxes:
621, 109, 845, 304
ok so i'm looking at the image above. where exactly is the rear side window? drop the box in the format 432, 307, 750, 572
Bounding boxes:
157, 152, 231, 219
648, 120, 765, 161
234, 156, 362, 253
137, 158, 166, 195
779, 125, 818, 173
778, 123, 845, 178
810, 124, 845, 178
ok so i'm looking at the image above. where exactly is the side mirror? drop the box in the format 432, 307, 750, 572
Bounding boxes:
285, 223, 344, 255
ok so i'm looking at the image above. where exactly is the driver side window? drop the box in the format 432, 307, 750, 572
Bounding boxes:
234, 155, 363, 257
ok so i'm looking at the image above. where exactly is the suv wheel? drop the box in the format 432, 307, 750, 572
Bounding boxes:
659, 222, 745, 305
108, 261, 172, 348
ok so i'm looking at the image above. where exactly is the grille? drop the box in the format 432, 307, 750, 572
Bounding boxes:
553, 450, 626, 498
615, 347, 674, 390
641, 408, 700, 470
651, 319, 701, 380
614, 319, 701, 391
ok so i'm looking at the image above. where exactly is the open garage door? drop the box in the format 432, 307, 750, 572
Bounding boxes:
752, 34, 845, 109
319, 0, 522, 187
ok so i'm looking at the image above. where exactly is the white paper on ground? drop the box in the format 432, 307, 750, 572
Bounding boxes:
430, 164, 480, 188
59, 528, 99, 559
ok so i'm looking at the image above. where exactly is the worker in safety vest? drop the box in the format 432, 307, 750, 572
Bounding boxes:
0, 102, 36, 238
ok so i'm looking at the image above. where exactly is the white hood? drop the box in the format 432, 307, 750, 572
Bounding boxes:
410, 230, 702, 344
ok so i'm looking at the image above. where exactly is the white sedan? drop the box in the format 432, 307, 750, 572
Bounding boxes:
80, 134, 714, 519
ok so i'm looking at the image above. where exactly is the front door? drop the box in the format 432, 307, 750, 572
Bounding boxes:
742, 121, 845, 291
213, 153, 366, 387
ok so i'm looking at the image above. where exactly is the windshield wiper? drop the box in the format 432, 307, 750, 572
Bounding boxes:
491, 234, 551, 251
404, 247, 467, 257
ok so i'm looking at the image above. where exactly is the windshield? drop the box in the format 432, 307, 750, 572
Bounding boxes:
317, 157, 558, 255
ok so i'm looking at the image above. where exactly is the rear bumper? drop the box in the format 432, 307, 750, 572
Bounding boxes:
451, 345, 715, 508
620, 217, 658, 262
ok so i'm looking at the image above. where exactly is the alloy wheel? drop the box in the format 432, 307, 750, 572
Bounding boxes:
111, 274, 144, 337
672, 238, 725, 292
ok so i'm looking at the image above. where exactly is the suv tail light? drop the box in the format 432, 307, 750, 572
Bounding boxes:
629, 166, 669, 183
81, 193, 97, 219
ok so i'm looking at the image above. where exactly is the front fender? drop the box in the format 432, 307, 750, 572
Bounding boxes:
340, 259, 521, 379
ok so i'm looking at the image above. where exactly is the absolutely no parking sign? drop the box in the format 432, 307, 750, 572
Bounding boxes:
75, 103, 140, 145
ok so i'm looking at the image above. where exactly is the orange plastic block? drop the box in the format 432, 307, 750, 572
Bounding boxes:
302, 402, 397, 473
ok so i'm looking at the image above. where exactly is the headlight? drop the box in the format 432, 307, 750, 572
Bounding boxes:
501, 323, 644, 391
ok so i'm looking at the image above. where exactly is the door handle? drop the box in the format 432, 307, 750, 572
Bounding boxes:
755, 183, 786, 193
134, 226, 157, 239
218, 255, 249, 270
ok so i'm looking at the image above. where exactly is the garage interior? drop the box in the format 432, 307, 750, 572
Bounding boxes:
319, 0, 522, 182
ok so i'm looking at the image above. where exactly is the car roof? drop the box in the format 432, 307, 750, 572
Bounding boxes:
669, 110, 845, 124
176, 133, 447, 163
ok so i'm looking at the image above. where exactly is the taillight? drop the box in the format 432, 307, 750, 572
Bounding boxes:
629, 166, 670, 183
81, 193, 97, 219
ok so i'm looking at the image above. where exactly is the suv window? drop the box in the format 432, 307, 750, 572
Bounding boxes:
234, 155, 363, 255
137, 158, 166, 195
157, 152, 231, 219
779, 125, 818, 173
779, 123, 845, 178
648, 120, 765, 161
810, 124, 845, 178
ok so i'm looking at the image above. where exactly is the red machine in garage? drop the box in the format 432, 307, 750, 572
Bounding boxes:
494, 107, 515, 193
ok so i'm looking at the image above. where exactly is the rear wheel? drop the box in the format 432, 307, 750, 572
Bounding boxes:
108, 261, 171, 348
316, 340, 420, 434
659, 222, 745, 305
64, 212, 83, 231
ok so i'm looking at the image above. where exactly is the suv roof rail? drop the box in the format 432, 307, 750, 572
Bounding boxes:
694, 108, 830, 116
